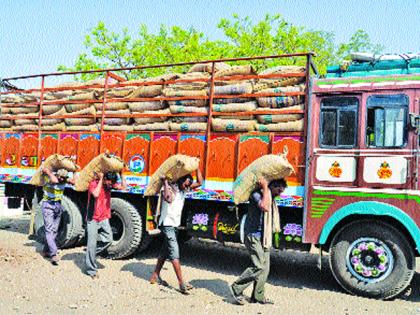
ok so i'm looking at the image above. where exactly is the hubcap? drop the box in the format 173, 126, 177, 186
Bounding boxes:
346, 237, 394, 283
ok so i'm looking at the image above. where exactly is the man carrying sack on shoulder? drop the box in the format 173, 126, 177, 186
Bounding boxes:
40, 168, 75, 265
230, 178, 287, 305
85, 171, 126, 279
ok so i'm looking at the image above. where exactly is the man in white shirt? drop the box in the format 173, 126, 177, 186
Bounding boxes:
149, 169, 202, 295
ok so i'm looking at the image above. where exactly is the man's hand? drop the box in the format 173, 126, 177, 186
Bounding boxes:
97, 172, 104, 180
258, 177, 268, 189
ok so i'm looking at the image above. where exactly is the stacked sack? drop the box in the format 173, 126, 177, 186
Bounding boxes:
211, 65, 257, 132
254, 66, 306, 132
1, 93, 39, 131
29, 154, 79, 186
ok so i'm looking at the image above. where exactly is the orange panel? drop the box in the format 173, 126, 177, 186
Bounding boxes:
77, 134, 100, 169
19, 133, 38, 168
149, 133, 177, 175
207, 134, 237, 181
100, 132, 124, 157
40, 134, 58, 164
238, 135, 270, 174
123, 134, 150, 175
179, 134, 206, 175
2, 134, 20, 168
58, 133, 79, 161
0, 134, 4, 167
272, 136, 305, 185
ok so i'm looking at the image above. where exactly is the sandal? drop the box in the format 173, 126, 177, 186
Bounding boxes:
179, 283, 191, 295
184, 282, 194, 290
150, 276, 169, 287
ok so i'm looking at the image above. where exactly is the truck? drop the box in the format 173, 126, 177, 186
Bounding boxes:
0, 52, 419, 300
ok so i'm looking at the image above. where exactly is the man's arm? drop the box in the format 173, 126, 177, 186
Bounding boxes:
91, 173, 103, 198
189, 168, 203, 190
42, 167, 59, 184
162, 178, 174, 203
257, 178, 271, 213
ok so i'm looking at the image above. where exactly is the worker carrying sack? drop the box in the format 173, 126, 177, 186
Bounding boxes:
233, 147, 294, 205
74, 152, 125, 191
144, 154, 200, 196
29, 154, 79, 186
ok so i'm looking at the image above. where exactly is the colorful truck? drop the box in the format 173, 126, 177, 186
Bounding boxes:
0, 53, 419, 299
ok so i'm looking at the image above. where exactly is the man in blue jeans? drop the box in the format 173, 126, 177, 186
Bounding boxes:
40, 167, 75, 265
149, 169, 202, 294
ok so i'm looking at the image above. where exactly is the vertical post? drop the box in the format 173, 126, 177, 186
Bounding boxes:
37, 75, 45, 166
99, 71, 110, 149
203, 62, 216, 184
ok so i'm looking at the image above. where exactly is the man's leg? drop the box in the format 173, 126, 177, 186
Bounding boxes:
85, 220, 99, 276
150, 227, 168, 283
96, 219, 113, 254
251, 249, 271, 302
231, 235, 265, 296
41, 201, 58, 257
50, 202, 63, 257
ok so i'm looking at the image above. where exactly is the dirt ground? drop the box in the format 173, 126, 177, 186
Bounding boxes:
0, 215, 419, 315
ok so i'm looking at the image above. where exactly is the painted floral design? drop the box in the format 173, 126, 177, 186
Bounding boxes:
192, 213, 209, 232
283, 223, 303, 242
349, 241, 389, 279
328, 161, 343, 178
377, 161, 392, 179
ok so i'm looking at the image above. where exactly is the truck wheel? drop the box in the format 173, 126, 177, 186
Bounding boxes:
34, 195, 85, 248
106, 198, 142, 259
329, 220, 415, 300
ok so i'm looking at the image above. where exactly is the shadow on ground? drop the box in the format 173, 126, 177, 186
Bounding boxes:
0, 215, 31, 236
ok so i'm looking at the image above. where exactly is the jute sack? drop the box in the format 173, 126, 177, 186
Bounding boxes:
15, 119, 36, 126
213, 97, 250, 104
106, 87, 134, 98
67, 91, 101, 101
41, 122, 66, 131
29, 154, 78, 186
0, 106, 12, 114
166, 82, 208, 90
188, 62, 230, 73
9, 106, 39, 114
65, 117, 96, 126
1, 94, 25, 103
254, 84, 306, 94
94, 102, 128, 111
103, 125, 134, 132
75, 153, 125, 191
130, 84, 163, 98
214, 83, 253, 95
257, 96, 304, 108
133, 108, 170, 124
65, 103, 94, 113
167, 99, 207, 107
43, 104, 62, 115
169, 105, 208, 114
215, 65, 255, 78
36, 118, 63, 126
255, 119, 304, 132
256, 77, 305, 90
132, 122, 169, 131
169, 122, 207, 132
212, 101, 257, 113
255, 104, 304, 123
211, 118, 256, 132
171, 116, 207, 123
259, 65, 305, 75
233, 150, 294, 204
0, 120, 12, 128
66, 124, 98, 131
12, 124, 38, 131
43, 91, 73, 100
97, 109, 130, 125
128, 101, 165, 112
144, 154, 200, 196
217, 115, 254, 120
163, 88, 207, 97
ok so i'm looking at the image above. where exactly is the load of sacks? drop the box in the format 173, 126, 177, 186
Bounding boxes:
0, 63, 306, 133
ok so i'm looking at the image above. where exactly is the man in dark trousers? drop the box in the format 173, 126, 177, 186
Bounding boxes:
85, 171, 126, 279
230, 178, 287, 305
40, 167, 75, 265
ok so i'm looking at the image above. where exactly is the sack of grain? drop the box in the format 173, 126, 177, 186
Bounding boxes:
256, 77, 305, 89
0, 119, 12, 128
259, 65, 305, 75
212, 101, 257, 113
12, 124, 38, 131
9, 106, 39, 115
15, 118, 36, 126
41, 122, 66, 131
130, 84, 163, 98
171, 116, 207, 123
211, 118, 256, 132
163, 88, 207, 97
65, 103, 94, 113
215, 65, 255, 78
233, 151, 294, 204
106, 87, 134, 98
128, 101, 165, 112
132, 122, 169, 131
66, 124, 98, 132
75, 153, 125, 191
167, 99, 207, 107
42, 104, 63, 115
36, 118, 63, 126
97, 109, 130, 125
255, 104, 304, 123
166, 82, 208, 90
43, 91, 73, 100
213, 97, 250, 104
169, 122, 207, 132
257, 96, 304, 108
29, 154, 78, 186
133, 108, 170, 124
169, 105, 208, 114
255, 119, 304, 132
68, 91, 101, 101
144, 154, 200, 196
1, 94, 25, 103
0, 106, 12, 114
103, 125, 134, 132
216, 115, 254, 120
188, 62, 230, 73
94, 102, 128, 111
254, 84, 306, 94
214, 83, 253, 95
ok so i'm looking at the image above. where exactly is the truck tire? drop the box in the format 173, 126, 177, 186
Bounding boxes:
329, 220, 415, 300
106, 198, 142, 259
34, 195, 85, 249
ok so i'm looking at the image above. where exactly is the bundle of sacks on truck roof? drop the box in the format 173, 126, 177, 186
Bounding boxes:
0, 63, 305, 133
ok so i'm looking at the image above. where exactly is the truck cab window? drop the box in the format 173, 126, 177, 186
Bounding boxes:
320, 97, 358, 148
366, 94, 408, 148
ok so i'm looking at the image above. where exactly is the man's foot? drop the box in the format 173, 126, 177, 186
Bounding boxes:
50, 255, 59, 266
179, 283, 191, 295
229, 285, 245, 305
250, 298, 274, 305
150, 276, 169, 287
89, 273, 99, 279
40, 251, 50, 258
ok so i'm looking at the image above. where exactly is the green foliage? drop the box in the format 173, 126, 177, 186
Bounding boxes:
58, 15, 383, 79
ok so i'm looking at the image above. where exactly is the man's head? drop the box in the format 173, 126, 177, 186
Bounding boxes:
269, 179, 287, 198
103, 172, 118, 190
56, 169, 68, 183
177, 174, 193, 191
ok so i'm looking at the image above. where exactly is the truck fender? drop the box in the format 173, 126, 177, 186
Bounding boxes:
318, 201, 420, 254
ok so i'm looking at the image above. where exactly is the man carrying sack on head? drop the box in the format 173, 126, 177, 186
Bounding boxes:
230, 178, 287, 305
85, 171, 126, 279
40, 168, 75, 265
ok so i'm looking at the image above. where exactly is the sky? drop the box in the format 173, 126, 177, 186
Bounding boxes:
1, 0, 420, 84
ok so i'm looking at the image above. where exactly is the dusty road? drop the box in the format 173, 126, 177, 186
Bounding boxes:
0, 215, 419, 315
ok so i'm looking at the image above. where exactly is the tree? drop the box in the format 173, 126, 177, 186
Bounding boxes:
58, 15, 383, 79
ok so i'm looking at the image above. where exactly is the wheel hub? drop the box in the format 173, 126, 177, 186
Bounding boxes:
346, 237, 394, 283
